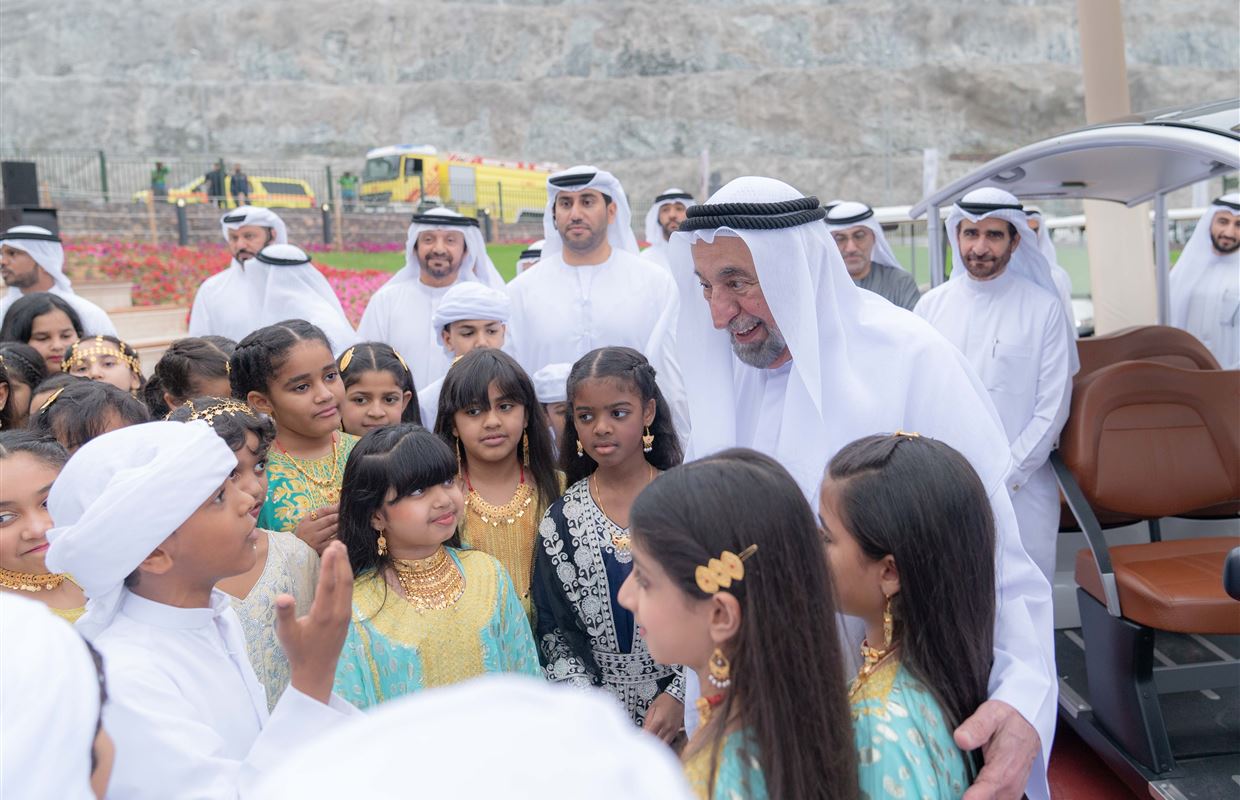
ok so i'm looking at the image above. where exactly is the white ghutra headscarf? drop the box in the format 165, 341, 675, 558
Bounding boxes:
824, 201, 905, 271
0, 225, 70, 291
243, 244, 360, 355
542, 166, 639, 257
392, 207, 504, 289
1170, 193, 1240, 327
643, 188, 696, 250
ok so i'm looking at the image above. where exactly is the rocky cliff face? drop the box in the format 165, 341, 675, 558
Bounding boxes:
1, 0, 1235, 208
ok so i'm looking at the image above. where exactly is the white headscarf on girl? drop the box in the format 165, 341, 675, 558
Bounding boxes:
45, 421, 238, 641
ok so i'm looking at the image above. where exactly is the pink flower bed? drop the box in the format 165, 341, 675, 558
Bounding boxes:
65, 242, 389, 325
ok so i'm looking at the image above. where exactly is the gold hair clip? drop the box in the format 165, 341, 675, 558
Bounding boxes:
394, 349, 410, 373
695, 544, 758, 594
339, 346, 356, 372
892, 430, 921, 439
224, 360, 231, 375
186, 399, 256, 427
61, 336, 141, 376
37, 386, 66, 414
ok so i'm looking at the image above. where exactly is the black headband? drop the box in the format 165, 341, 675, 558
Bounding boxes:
825, 207, 875, 226
654, 192, 694, 204
956, 201, 1024, 214
410, 213, 479, 228
221, 213, 249, 224
1, 230, 61, 243
548, 171, 596, 188
679, 196, 826, 232
519, 248, 541, 260
255, 251, 311, 267
1214, 197, 1240, 212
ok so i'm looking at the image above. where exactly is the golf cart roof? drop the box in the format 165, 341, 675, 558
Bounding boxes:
910, 99, 1240, 217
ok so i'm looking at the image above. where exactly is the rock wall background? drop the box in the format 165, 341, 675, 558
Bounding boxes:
1, 0, 1236, 209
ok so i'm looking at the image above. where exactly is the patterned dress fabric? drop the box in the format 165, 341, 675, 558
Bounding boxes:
257, 433, 359, 533
682, 729, 768, 800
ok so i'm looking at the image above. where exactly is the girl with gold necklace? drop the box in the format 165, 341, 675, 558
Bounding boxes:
531, 347, 686, 739
333, 424, 539, 709
432, 349, 560, 625
0, 430, 86, 622
232, 321, 358, 554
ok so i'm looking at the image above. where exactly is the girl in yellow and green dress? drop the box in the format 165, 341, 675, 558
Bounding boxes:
0, 430, 86, 623
333, 424, 539, 709
617, 448, 858, 800
231, 320, 357, 555
432, 348, 561, 624
822, 433, 995, 798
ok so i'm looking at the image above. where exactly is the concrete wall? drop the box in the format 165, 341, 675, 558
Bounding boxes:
2, 0, 1236, 210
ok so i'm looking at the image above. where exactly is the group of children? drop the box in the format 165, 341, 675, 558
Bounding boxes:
2, 305, 1002, 799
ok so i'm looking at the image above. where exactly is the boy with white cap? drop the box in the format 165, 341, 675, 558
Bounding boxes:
416, 281, 512, 428
46, 421, 356, 799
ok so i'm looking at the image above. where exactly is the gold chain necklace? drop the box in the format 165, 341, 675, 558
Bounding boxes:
464, 473, 535, 527
0, 567, 66, 593
592, 463, 656, 551
392, 548, 465, 612
848, 641, 899, 699
275, 434, 341, 489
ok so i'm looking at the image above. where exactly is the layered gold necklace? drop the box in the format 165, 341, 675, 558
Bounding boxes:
392, 548, 465, 612
275, 435, 342, 507
0, 567, 67, 593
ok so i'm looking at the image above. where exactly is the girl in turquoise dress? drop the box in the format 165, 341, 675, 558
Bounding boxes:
231, 320, 357, 554
332, 424, 539, 708
616, 448, 858, 800
821, 433, 996, 799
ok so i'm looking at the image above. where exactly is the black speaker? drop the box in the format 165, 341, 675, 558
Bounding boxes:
0, 207, 59, 235
1, 161, 39, 207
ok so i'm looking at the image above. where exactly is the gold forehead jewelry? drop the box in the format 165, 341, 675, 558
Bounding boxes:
187, 398, 256, 427
37, 386, 66, 414
339, 346, 356, 372
694, 544, 758, 594
61, 336, 140, 376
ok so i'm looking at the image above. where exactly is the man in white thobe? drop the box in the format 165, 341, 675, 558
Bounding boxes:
358, 208, 506, 390
417, 281, 512, 428
0, 226, 118, 335
824, 202, 921, 310
1024, 206, 1078, 336
189, 206, 288, 341
505, 166, 689, 434
515, 239, 544, 275
45, 421, 356, 800
1170, 194, 1240, 368
240, 244, 359, 355
915, 188, 1076, 584
640, 188, 695, 270
671, 177, 1056, 800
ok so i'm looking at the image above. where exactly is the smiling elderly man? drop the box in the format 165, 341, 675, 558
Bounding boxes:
670, 176, 1057, 800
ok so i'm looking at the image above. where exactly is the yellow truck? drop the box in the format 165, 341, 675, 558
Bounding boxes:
360, 145, 555, 223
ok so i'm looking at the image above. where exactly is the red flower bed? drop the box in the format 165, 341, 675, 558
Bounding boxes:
65, 242, 389, 325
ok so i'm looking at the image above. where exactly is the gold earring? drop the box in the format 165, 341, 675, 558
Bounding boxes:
883, 594, 894, 649
642, 425, 654, 453
708, 647, 731, 689
576, 439, 584, 458
522, 431, 530, 467
377, 534, 388, 557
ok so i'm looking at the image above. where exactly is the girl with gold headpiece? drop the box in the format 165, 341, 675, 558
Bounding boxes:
618, 449, 857, 800
333, 423, 539, 708
62, 334, 145, 397
337, 342, 419, 438
167, 397, 320, 710
0, 430, 86, 622
821, 433, 996, 798
431, 348, 560, 625
231, 321, 357, 554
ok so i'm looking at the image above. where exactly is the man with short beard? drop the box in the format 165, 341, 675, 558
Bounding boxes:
639, 188, 695, 271
189, 206, 288, 340
825, 201, 921, 310
915, 188, 1076, 584
505, 166, 689, 433
1170, 194, 1240, 368
357, 208, 505, 390
0, 226, 117, 336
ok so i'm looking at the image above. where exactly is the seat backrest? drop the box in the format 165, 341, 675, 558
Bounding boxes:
1059, 362, 1240, 518
1076, 325, 1221, 381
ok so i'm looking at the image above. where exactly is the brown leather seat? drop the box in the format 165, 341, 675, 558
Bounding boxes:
1076, 539, 1240, 634
1076, 325, 1221, 382
1060, 362, 1240, 628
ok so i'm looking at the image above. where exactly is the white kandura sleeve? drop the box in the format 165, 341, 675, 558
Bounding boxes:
1008, 306, 1073, 489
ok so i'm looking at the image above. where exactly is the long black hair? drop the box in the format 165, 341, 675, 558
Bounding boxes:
29, 379, 150, 452
434, 348, 558, 512
145, 335, 235, 417
0, 292, 84, 343
0, 429, 69, 469
166, 396, 276, 455
630, 448, 858, 800
561, 347, 683, 486
231, 320, 331, 399
338, 424, 459, 581
338, 341, 421, 425
827, 433, 996, 774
